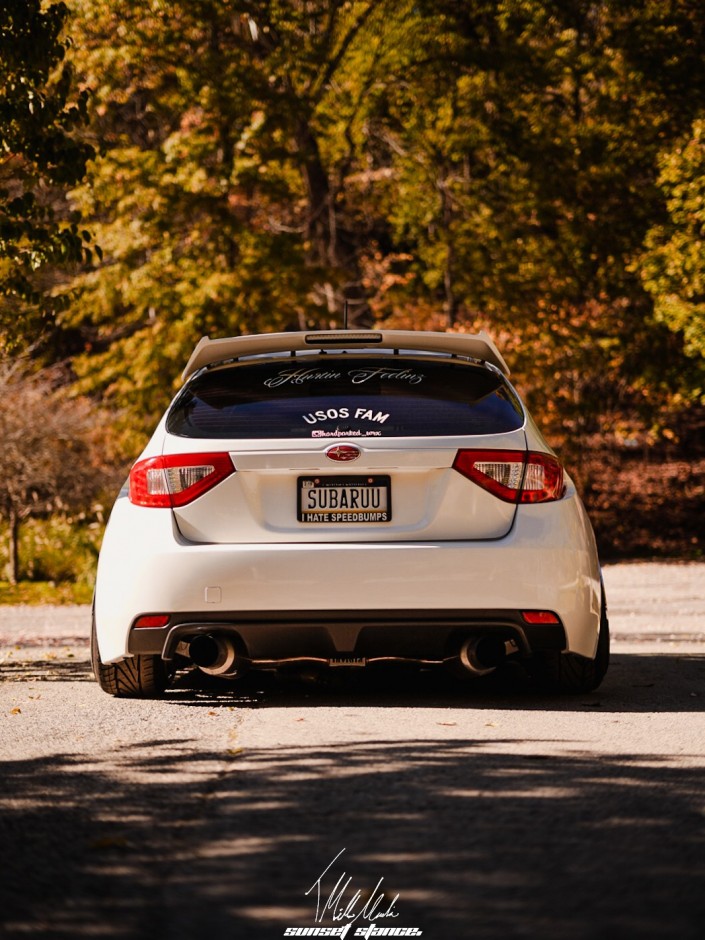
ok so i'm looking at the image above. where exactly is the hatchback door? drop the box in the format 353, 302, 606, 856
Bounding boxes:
160, 353, 528, 543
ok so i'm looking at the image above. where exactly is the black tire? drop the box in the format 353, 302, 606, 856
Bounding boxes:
91, 615, 170, 698
532, 588, 610, 694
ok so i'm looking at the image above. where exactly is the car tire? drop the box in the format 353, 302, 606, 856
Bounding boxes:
532, 588, 610, 694
91, 615, 170, 698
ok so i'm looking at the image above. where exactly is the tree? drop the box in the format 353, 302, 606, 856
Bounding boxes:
0, 0, 94, 342
0, 363, 120, 584
351, 0, 705, 438
60, 0, 392, 425
47, 0, 705, 445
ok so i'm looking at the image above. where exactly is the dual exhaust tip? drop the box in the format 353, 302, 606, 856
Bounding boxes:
188, 632, 507, 677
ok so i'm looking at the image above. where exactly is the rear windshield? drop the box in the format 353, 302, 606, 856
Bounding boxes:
166, 355, 524, 439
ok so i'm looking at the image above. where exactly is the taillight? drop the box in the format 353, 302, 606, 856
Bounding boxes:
452, 449, 565, 503
129, 453, 235, 507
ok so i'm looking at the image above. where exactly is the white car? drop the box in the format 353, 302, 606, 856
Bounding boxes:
92, 329, 609, 697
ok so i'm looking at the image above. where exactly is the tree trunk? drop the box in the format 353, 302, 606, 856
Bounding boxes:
444, 238, 458, 329
295, 118, 372, 327
297, 117, 335, 266
7, 509, 20, 585
440, 173, 458, 329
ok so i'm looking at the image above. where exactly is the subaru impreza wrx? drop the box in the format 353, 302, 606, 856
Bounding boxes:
92, 329, 609, 697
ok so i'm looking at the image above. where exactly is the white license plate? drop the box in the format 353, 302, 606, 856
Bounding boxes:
297, 475, 392, 523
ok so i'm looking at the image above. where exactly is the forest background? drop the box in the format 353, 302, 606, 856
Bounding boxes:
1, 0, 704, 598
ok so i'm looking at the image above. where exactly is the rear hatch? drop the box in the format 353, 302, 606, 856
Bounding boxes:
162, 352, 527, 543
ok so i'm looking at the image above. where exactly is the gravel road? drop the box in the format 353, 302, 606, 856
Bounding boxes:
1, 562, 704, 940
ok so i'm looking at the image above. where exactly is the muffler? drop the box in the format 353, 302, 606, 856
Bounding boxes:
188, 634, 244, 677
458, 636, 506, 676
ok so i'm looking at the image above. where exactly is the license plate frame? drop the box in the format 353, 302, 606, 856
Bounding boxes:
297, 475, 392, 524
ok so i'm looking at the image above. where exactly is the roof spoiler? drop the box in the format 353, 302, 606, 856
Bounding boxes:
182, 329, 510, 381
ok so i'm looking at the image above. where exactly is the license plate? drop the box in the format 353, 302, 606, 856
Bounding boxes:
297, 475, 391, 523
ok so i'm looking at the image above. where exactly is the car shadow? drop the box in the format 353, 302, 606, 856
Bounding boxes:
163, 651, 705, 714
2, 650, 703, 712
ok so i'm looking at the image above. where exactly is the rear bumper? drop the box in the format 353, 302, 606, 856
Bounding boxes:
95, 486, 601, 663
128, 608, 566, 661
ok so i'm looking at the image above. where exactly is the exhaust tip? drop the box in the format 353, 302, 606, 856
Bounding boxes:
458, 636, 506, 676
188, 634, 240, 676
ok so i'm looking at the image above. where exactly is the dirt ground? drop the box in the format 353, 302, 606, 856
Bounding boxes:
575, 447, 704, 560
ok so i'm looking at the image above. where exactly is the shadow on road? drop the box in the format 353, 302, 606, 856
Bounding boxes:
0, 657, 93, 683
1, 732, 703, 939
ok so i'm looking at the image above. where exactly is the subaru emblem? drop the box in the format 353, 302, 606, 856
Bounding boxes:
325, 444, 361, 462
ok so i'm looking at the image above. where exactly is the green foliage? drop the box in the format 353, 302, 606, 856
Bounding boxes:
355, 0, 705, 429
18, 0, 705, 442
0, 0, 703, 572
62, 0, 387, 422
641, 117, 705, 387
0, 513, 103, 589
0, 0, 94, 330
0, 579, 93, 605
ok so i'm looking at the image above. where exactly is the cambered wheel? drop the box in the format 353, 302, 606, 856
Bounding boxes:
533, 588, 610, 694
91, 616, 170, 698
